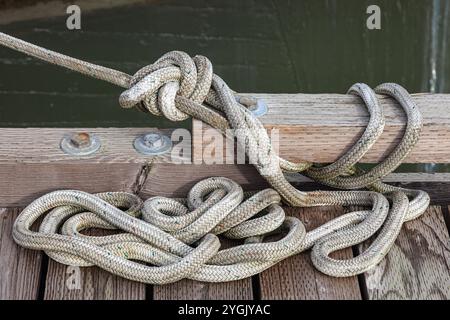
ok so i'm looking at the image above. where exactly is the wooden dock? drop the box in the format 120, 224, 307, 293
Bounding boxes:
1, 93, 450, 300
1, 0, 450, 301
1, 204, 449, 300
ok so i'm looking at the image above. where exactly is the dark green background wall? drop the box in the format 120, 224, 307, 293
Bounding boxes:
1, 0, 449, 128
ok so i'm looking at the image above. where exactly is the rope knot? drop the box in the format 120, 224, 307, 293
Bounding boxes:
119, 51, 213, 121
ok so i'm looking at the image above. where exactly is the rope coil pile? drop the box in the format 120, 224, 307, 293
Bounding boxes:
0, 32, 430, 283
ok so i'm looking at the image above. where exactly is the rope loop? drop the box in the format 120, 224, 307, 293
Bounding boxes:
119, 51, 214, 122
0, 34, 432, 283
14, 177, 419, 282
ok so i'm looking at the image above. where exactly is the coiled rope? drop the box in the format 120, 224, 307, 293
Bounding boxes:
0, 32, 430, 283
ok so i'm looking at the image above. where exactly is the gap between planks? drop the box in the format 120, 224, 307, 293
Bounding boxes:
258, 206, 362, 300
43, 228, 147, 300
0, 208, 41, 300
358, 205, 450, 299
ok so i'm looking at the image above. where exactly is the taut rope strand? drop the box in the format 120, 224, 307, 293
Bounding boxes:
0, 32, 430, 282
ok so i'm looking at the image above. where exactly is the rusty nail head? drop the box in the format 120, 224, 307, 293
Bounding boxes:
61, 132, 101, 156
70, 132, 91, 148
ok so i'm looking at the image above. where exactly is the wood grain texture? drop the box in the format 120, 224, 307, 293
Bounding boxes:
153, 279, 253, 300
258, 206, 361, 300
287, 172, 450, 184
0, 163, 143, 207
2, 123, 450, 207
3, 162, 450, 208
0, 128, 183, 164
393, 182, 450, 206
0, 208, 42, 300
360, 206, 450, 300
193, 93, 450, 163
0, 162, 269, 207
44, 229, 146, 300
44, 261, 146, 300
139, 163, 267, 199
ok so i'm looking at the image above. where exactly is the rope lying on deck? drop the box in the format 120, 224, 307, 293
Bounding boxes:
0, 32, 430, 283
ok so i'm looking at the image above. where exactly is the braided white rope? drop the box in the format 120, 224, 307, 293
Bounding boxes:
15, 177, 410, 282
0, 32, 430, 282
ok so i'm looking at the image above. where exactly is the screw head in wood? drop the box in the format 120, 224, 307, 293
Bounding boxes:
249, 99, 268, 117
134, 132, 172, 155
235, 95, 268, 117
60, 132, 101, 156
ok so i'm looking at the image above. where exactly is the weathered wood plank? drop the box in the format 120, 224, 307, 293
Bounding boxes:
2, 126, 450, 207
0, 207, 42, 300
287, 172, 450, 184
0, 162, 268, 207
0, 128, 182, 164
2, 161, 450, 208
0, 127, 178, 206
258, 206, 361, 300
139, 163, 267, 199
44, 229, 146, 300
392, 182, 450, 206
44, 261, 146, 300
153, 279, 253, 300
360, 206, 450, 300
0, 163, 143, 207
193, 93, 450, 163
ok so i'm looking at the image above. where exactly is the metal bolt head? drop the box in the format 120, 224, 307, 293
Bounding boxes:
250, 99, 268, 117
134, 132, 172, 156
142, 133, 164, 149
61, 132, 101, 156
70, 132, 91, 148
248, 104, 257, 111
235, 95, 268, 117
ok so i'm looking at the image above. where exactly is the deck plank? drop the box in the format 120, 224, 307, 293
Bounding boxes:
0, 207, 42, 300
43, 229, 146, 300
3, 126, 450, 208
360, 206, 450, 300
43, 262, 146, 300
258, 206, 362, 300
192, 93, 450, 164
153, 279, 252, 300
